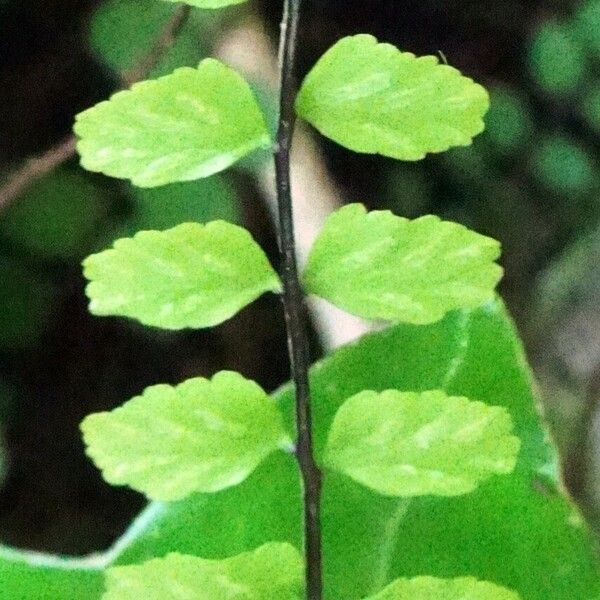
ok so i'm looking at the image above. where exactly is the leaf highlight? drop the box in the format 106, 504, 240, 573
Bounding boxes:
323, 389, 520, 497
296, 34, 489, 160
303, 203, 502, 325
103, 543, 303, 599
74, 59, 270, 187
81, 371, 291, 501
83, 221, 281, 330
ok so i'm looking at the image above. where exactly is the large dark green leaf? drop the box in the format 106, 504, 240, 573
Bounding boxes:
0, 548, 103, 600
114, 299, 600, 599
1, 300, 598, 599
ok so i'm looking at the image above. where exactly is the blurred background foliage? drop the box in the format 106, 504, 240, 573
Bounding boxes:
0, 0, 599, 554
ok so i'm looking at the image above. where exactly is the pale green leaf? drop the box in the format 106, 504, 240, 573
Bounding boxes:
161, 0, 247, 7
303, 203, 502, 324
83, 221, 281, 330
366, 576, 520, 600
74, 59, 271, 187
296, 34, 489, 160
103, 543, 303, 600
81, 372, 291, 501
324, 389, 520, 497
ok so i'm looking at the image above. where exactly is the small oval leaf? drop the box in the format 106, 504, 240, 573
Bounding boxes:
81, 372, 292, 501
303, 203, 502, 325
83, 221, 281, 330
323, 389, 520, 497
74, 59, 271, 187
296, 34, 489, 160
103, 543, 304, 600
366, 576, 521, 600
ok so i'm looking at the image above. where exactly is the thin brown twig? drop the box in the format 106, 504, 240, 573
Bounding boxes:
0, 5, 192, 213
0, 136, 77, 211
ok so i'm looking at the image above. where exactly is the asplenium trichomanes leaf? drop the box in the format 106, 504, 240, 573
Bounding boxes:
74, 59, 270, 187
83, 222, 281, 329
81, 371, 291, 501
102, 543, 304, 600
296, 34, 489, 159
323, 389, 520, 498
364, 576, 521, 600
303, 203, 502, 324
64, 4, 567, 600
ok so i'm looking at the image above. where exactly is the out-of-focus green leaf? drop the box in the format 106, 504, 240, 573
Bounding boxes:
98, 176, 241, 250
74, 60, 271, 187
324, 389, 519, 497
83, 222, 280, 330
161, 0, 247, 7
528, 21, 587, 95
235, 81, 280, 174
531, 135, 597, 196
484, 87, 534, 154
0, 257, 55, 350
582, 84, 600, 135
103, 543, 302, 600
296, 34, 489, 160
365, 576, 520, 600
90, 0, 210, 77
303, 203, 502, 324
573, 0, 600, 60
534, 222, 600, 321
131, 175, 241, 229
81, 372, 291, 501
0, 169, 106, 260
380, 166, 432, 218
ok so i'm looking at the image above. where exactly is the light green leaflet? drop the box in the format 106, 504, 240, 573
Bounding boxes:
83, 222, 281, 330
81, 372, 291, 501
303, 203, 502, 325
296, 34, 489, 160
365, 576, 520, 600
74, 59, 270, 187
323, 389, 520, 497
161, 0, 247, 7
102, 543, 303, 600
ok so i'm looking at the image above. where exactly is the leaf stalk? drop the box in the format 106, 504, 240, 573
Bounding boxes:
274, 1, 323, 598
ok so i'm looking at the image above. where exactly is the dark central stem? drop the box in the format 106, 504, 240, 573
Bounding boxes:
274, 1, 323, 599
